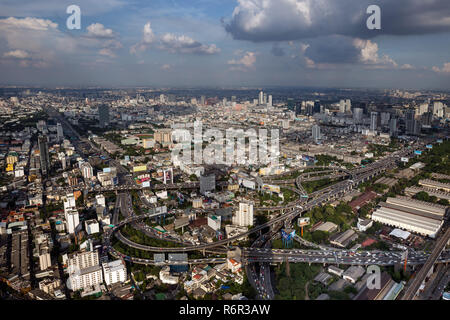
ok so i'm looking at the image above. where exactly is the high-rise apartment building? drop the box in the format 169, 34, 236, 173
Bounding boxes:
38, 135, 50, 176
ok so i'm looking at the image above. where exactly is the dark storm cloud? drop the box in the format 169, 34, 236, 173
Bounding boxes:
225, 0, 450, 42
303, 36, 360, 64
271, 44, 285, 56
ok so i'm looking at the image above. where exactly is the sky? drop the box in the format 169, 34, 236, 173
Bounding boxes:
0, 0, 450, 89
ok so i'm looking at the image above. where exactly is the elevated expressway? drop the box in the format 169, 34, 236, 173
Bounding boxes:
106, 143, 421, 255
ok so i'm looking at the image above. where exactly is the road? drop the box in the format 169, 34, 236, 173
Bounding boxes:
401, 227, 450, 300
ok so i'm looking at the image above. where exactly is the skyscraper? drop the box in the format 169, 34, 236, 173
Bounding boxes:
389, 118, 398, 137
98, 104, 110, 128
370, 112, 378, 132
353, 108, 363, 124
259, 91, 264, 105
312, 125, 321, 142
405, 109, 416, 134
268, 95, 273, 107
56, 122, 64, 142
38, 135, 50, 176
233, 202, 254, 227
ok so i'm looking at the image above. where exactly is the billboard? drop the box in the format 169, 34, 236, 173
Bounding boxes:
103, 167, 111, 173
401, 157, 409, 163
426, 144, 433, 149
142, 181, 150, 188
133, 165, 147, 173
437, 139, 443, 143
414, 150, 422, 155
163, 168, 173, 184
298, 217, 310, 227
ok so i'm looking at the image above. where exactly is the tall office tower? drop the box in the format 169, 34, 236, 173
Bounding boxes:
389, 118, 398, 137
222, 98, 227, 106
312, 125, 321, 142
405, 109, 416, 134
421, 112, 433, 127
380, 112, 391, 126
413, 120, 422, 135
56, 122, 64, 142
305, 101, 314, 116
263, 93, 267, 105
200, 95, 206, 105
293, 100, 301, 115
433, 101, 445, 118
370, 112, 378, 131
259, 91, 264, 105
353, 108, 363, 124
65, 208, 80, 235
38, 135, 50, 176
313, 101, 321, 114
231, 96, 236, 103
98, 104, 110, 128
233, 202, 254, 227
268, 95, 273, 107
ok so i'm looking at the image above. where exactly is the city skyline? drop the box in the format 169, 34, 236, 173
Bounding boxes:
0, 0, 450, 89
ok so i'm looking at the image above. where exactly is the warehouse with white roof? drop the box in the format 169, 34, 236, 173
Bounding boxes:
371, 196, 447, 238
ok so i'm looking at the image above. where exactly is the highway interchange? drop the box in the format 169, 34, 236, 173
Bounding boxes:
48, 107, 449, 300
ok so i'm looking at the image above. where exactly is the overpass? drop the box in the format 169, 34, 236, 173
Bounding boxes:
401, 227, 450, 300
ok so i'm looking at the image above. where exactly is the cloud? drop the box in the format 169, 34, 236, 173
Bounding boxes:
432, 63, 450, 73
0, 16, 57, 31
3, 49, 30, 59
353, 39, 397, 67
158, 33, 220, 55
271, 44, 285, 57
298, 35, 397, 69
400, 64, 415, 70
228, 51, 257, 71
131, 21, 220, 55
225, 0, 450, 42
98, 48, 116, 58
161, 64, 172, 70
86, 23, 115, 39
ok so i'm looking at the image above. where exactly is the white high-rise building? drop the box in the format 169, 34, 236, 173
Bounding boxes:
353, 108, 363, 123
64, 193, 76, 211
67, 265, 103, 291
370, 112, 378, 132
339, 99, 351, 113
268, 95, 273, 107
312, 125, 321, 142
81, 162, 93, 180
418, 103, 429, 116
259, 91, 264, 105
102, 260, 127, 286
96, 194, 106, 207
433, 101, 445, 118
233, 202, 254, 227
65, 208, 80, 235
68, 251, 100, 272
339, 100, 346, 113
39, 251, 51, 271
